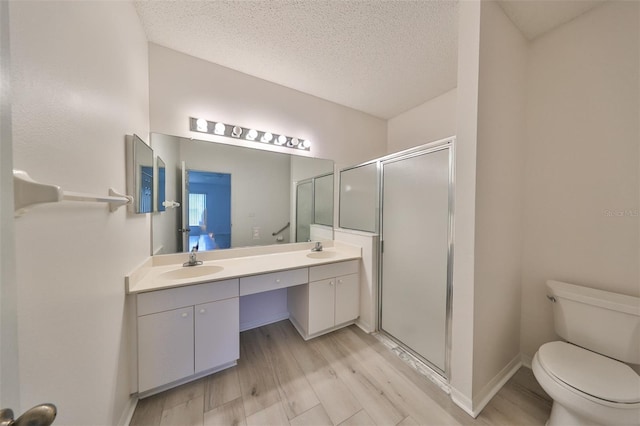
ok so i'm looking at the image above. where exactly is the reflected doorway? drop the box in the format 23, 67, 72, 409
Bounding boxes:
186, 170, 231, 251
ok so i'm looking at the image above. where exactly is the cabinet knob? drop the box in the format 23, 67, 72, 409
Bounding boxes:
181, 312, 188, 318
199, 309, 206, 314
276, 279, 281, 283
329, 281, 334, 286
338, 279, 343, 284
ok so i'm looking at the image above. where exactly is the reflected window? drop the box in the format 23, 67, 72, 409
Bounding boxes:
189, 193, 207, 227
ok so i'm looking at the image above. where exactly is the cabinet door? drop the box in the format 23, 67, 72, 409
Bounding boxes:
308, 278, 335, 335
138, 307, 194, 392
335, 274, 359, 325
195, 298, 239, 373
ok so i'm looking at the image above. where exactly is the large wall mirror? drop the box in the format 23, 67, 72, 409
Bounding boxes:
151, 133, 334, 255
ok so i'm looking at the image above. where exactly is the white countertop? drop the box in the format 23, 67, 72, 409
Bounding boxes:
126, 242, 361, 294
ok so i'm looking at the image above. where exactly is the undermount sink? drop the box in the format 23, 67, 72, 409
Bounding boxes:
306, 251, 337, 259
158, 265, 224, 281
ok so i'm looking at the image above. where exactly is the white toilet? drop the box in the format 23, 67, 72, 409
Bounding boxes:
532, 280, 640, 426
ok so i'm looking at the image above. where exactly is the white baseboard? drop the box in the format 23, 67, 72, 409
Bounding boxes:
473, 355, 522, 416
521, 352, 533, 369
450, 354, 522, 418
138, 361, 236, 399
118, 396, 138, 426
450, 386, 475, 418
355, 318, 373, 334
239, 312, 289, 332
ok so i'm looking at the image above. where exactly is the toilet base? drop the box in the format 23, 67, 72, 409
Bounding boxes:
548, 401, 601, 426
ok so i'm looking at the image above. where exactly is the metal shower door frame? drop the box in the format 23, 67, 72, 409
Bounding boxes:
377, 139, 455, 380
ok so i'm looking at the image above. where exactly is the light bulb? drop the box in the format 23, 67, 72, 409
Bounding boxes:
232, 126, 243, 138
214, 122, 226, 135
246, 129, 258, 141
301, 139, 311, 149
196, 118, 208, 132
290, 138, 299, 146
261, 132, 273, 143
276, 135, 287, 145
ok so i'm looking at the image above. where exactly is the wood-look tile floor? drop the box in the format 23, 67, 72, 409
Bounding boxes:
130, 321, 552, 426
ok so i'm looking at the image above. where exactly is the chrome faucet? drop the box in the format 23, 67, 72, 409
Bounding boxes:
183, 245, 203, 267
311, 241, 323, 252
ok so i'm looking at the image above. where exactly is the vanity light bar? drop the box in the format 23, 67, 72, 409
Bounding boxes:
189, 117, 311, 151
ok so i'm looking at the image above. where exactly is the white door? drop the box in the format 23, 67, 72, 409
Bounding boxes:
380, 147, 451, 374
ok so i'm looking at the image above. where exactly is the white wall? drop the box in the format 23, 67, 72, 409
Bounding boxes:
387, 88, 457, 153
0, 0, 19, 410
239, 289, 289, 331
148, 44, 387, 169
450, 1, 528, 416
449, 0, 480, 412
472, 0, 527, 405
9, 2, 149, 424
520, 1, 640, 358
334, 229, 379, 334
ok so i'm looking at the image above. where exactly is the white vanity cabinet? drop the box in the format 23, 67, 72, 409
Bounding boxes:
136, 279, 239, 394
288, 260, 360, 340
194, 298, 239, 373
138, 306, 194, 392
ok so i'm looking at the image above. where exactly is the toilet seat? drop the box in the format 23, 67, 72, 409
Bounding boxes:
537, 341, 640, 404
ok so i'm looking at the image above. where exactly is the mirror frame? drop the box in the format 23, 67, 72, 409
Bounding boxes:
126, 134, 154, 214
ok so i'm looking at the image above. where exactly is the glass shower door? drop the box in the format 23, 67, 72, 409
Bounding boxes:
296, 180, 313, 242
380, 147, 451, 374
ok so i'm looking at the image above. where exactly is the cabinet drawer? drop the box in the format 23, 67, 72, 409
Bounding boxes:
137, 279, 239, 316
309, 260, 359, 282
240, 268, 308, 296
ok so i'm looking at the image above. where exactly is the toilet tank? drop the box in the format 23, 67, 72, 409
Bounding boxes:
547, 280, 640, 364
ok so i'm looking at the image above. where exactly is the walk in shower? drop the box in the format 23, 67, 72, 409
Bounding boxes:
339, 138, 454, 378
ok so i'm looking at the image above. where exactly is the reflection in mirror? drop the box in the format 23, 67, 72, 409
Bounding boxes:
296, 180, 313, 242
126, 134, 154, 214
151, 133, 334, 255
314, 173, 334, 226
295, 173, 334, 242
156, 156, 166, 212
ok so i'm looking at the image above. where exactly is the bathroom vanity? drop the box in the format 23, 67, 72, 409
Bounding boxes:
125, 242, 361, 396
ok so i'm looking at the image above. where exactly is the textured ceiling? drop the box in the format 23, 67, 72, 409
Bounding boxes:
134, 0, 458, 119
134, 0, 606, 120
498, 0, 606, 40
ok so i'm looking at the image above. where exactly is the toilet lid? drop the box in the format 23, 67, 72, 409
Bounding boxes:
538, 341, 640, 404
